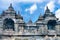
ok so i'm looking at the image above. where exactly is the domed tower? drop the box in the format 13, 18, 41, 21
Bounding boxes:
0, 3, 25, 34
36, 13, 47, 35
43, 6, 56, 18
43, 6, 58, 35
36, 13, 44, 26
1, 3, 16, 31
1, 3, 16, 17
16, 11, 25, 33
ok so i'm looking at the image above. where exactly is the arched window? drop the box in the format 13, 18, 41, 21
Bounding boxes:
3, 18, 15, 31
47, 20, 56, 30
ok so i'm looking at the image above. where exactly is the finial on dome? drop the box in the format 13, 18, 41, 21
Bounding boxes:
45, 6, 50, 13
7, 3, 14, 11
18, 11, 20, 16
9, 3, 13, 8
46, 6, 50, 11
46, 6, 49, 10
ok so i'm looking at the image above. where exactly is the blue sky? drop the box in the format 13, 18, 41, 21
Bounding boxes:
0, 0, 60, 23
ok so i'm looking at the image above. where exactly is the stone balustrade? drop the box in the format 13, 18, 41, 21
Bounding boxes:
0, 36, 60, 40
1, 29, 60, 35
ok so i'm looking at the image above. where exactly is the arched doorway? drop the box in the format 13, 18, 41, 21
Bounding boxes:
3, 18, 15, 31
47, 20, 56, 30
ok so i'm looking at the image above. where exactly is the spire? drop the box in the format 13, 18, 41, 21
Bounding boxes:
7, 3, 14, 11
18, 11, 21, 16
18, 11, 22, 16
15, 11, 23, 19
45, 6, 50, 13
47, 6, 49, 10
39, 13, 44, 20
29, 20, 32, 23
9, 3, 13, 8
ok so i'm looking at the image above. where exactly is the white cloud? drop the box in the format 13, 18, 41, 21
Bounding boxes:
25, 4, 37, 14
0, 0, 46, 11
44, 1, 55, 12
55, 9, 60, 21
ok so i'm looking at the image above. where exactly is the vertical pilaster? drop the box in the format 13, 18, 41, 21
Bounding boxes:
55, 25, 60, 35
14, 23, 18, 34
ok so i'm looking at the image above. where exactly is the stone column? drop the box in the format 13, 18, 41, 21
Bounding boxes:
55, 25, 60, 35
20, 26, 24, 34
14, 23, 18, 34
44, 25, 48, 35
21, 26, 24, 33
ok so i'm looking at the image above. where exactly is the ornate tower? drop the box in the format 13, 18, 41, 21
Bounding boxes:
0, 4, 60, 40
0, 3, 25, 35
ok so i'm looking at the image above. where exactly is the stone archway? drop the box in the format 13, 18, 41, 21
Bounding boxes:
3, 18, 15, 31
47, 20, 56, 30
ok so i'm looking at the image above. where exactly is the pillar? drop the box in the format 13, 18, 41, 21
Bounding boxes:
14, 23, 18, 34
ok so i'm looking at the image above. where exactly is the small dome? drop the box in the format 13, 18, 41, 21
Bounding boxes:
7, 3, 14, 11
45, 6, 50, 13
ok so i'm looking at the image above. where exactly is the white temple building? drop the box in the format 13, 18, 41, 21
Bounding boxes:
0, 4, 60, 40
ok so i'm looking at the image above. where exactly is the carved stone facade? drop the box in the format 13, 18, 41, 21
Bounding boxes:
0, 4, 60, 40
